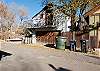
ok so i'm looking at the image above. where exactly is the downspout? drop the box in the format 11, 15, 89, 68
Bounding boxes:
94, 15, 95, 36
94, 15, 96, 48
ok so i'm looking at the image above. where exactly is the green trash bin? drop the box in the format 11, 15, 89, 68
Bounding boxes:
56, 36, 66, 50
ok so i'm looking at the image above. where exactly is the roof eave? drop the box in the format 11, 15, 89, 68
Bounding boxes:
84, 5, 100, 17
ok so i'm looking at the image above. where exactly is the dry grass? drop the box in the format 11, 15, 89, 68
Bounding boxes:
18, 43, 45, 48
0, 39, 5, 42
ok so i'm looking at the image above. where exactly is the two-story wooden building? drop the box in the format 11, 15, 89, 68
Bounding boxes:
25, 3, 71, 44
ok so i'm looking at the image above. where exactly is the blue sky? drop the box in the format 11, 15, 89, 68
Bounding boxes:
4, 0, 44, 19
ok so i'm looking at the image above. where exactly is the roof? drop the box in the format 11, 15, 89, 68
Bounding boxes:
85, 5, 100, 16
32, 6, 48, 19
32, 3, 54, 19
27, 26, 61, 32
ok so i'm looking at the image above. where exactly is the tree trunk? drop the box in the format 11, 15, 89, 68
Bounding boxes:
71, 10, 76, 40
72, 31, 75, 40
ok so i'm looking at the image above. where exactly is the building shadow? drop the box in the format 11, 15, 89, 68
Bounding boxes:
48, 64, 72, 71
44, 44, 56, 48
65, 45, 71, 50
0, 51, 12, 60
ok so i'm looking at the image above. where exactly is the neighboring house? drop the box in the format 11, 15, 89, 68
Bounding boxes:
84, 5, 100, 48
25, 4, 71, 44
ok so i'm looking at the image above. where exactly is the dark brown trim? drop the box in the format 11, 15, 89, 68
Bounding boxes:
27, 27, 61, 32
84, 5, 100, 17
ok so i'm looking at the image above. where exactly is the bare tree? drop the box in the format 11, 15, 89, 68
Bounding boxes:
59, 0, 99, 39
42, 0, 100, 40
0, 1, 29, 39
18, 6, 28, 23
0, 0, 16, 39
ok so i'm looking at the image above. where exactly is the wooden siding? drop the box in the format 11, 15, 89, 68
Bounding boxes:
24, 28, 91, 49
36, 32, 58, 44
36, 32, 89, 48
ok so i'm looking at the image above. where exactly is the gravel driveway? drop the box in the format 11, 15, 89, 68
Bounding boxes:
0, 42, 100, 71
